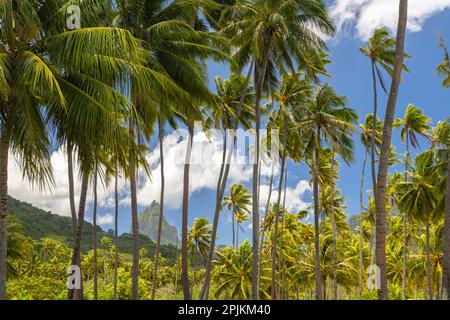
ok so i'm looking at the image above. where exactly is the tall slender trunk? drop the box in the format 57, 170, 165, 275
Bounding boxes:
151, 118, 166, 300
278, 162, 288, 299
426, 219, 432, 300
113, 171, 119, 300
129, 115, 140, 300
313, 127, 323, 300
199, 60, 255, 300
443, 145, 450, 300
93, 174, 98, 300
375, 0, 408, 300
252, 35, 271, 300
0, 132, 10, 300
236, 222, 240, 248
181, 124, 194, 300
370, 59, 378, 202
359, 150, 368, 298
232, 205, 236, 250
271, 114, 287, 300
330, 149, 338, 300
68, 173, 89, 300
67, 142, 78, 238
402, 137, 410, 299
258, 157, 275, 291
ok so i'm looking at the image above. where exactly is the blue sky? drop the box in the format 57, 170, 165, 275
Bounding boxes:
8, 2, 450, 247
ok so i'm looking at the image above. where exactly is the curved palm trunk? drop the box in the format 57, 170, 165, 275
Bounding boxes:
68, 173, 89, 300
330, 150, 338, 300
0, 132, 10, 300
359, 150, 368, 298
375, 0, 408, 300
113, 172, 119, 300
151, 118, 166, 300
129, 115, 140, 300
443, 145, 450, 300
313, 128, 323, 300
67, 142, 78, 238
199, 60, 255, 300
252, 36, 271, 300
93, 174, 98, 300
181, 124, 194, 300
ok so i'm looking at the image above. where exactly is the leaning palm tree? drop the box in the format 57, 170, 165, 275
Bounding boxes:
394, 103, 431, 299
296, 84, 358, 299
436, 36, 450, 299
222, 0, 335, 299
223, 184, 252, 249
375, 0, 409, 300
360, 27, 410, 210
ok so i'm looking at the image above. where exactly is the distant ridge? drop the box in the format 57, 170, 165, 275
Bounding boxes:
7, 196, 179, 264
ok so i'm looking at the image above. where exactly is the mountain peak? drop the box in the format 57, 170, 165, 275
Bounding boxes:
138, 202, 179, 247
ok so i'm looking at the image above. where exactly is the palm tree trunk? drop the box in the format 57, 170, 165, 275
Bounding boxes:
313, 127, 323, 300
181, 123, 194, 300
199, 60, 255, 300
375, 0, 408, 300
443, 145, 450, 299
113, 171, 119, 300
426, 219, 432, 300
129, 115, 140, 300
252, 35, 271, 300
93, 174, 98, 300
278, 162, 288, 299
258, 157, 275, 291
271, 114, 287, 300
151, 118, 166, 300
232, 205, 236, 250
0, 132, 10, 300
68, 172, 89, 300
330, 149, 338, 300
402, 137, 410, 299
370, 59, 378, 202
359, 150, 368, 298
67, 142, 78, 238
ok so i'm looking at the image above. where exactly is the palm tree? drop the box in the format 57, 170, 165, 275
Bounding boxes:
436, 36, 450, 299
358, 114, 383, 296
223, 0, 335, 298
223, 184, 252, 249
360, 27, 410, 204
375, 0, 409, 300
398, 151, 439, 299
188, 218, 212, 289
0, 0, 150, 300
297, 85, 357, 299
394, 104, 431, 298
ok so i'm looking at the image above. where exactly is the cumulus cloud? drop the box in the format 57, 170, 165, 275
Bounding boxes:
7, 129, 312, 218
259, 180, 312, 213
97, 214, 114, 226
329, 0, 450, 39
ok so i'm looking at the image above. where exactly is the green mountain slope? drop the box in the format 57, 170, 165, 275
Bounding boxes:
8, 196, 179, 264
137, 201, 179, 247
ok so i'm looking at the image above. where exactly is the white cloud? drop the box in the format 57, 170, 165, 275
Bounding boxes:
330, 0, 450, 39
97, 213, 114, 226
6, 130, 286, 216
259, 179, 312, 213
